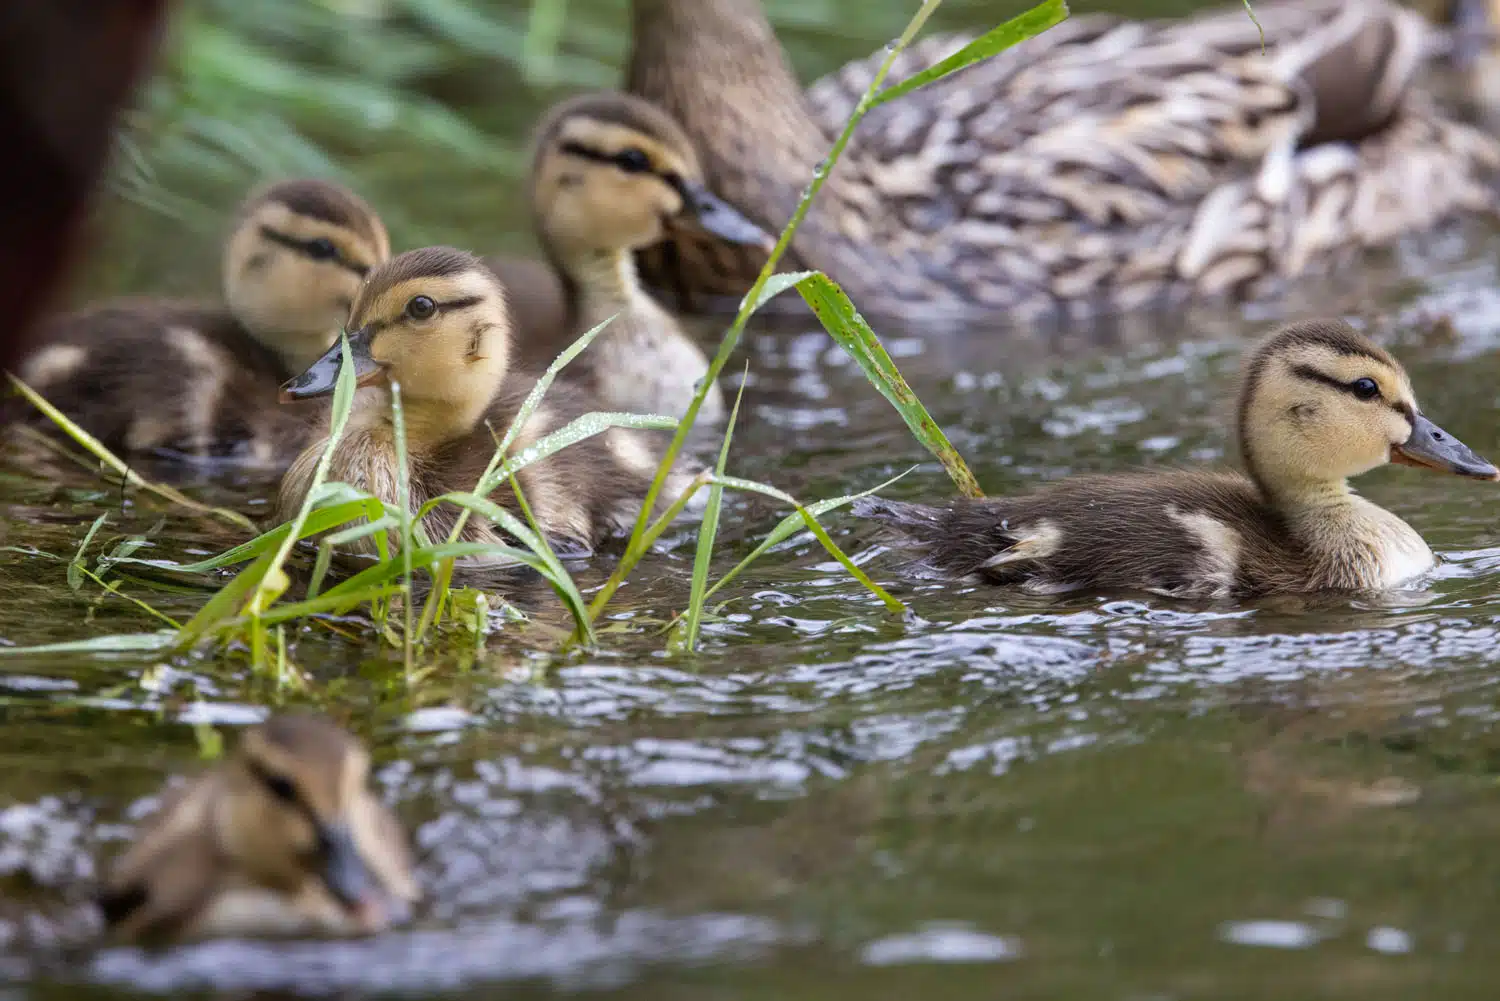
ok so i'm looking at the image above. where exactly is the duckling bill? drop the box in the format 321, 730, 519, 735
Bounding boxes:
857, 320, 1497, 598
98, 714, 418, 944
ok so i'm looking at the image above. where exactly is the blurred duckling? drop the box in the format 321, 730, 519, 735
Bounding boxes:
857, 320, 1497, 598
13, 179, 389, 465
98, 714, 418, 944
491, 91, 771, 422
277, 246, 699, 559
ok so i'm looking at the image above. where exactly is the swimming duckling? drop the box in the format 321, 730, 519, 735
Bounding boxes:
98, 714, 418, 944
13, 179, 389, 465
491, 91, 771, 422
857, 320, 1497, 598
277, 246, 699, 559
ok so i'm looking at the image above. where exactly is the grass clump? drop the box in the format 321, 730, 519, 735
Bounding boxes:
4, 0, 1068, 664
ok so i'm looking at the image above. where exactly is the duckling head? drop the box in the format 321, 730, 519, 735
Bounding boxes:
529, 91, 771, 266
280, 247, 513, 442
1237, 319, 1497, 499
216, 714, 417, 933
223, 179, 391, 373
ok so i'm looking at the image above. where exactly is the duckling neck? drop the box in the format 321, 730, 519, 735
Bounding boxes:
559, 248, 721, 417
1264, 477, 1431, 586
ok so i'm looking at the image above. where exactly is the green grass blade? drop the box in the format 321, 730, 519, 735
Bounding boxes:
243, 332, 360, 621
1242, 0, 1264, 51
871, 0, 1069, 109
8, 375, 255, 531
111, 499, 389, 575
704, 467, 915, 602
681, 370, 748, 652
745, 270, 817, 316
708, 474, 903, 615
391, 382, 415, 673
175, 550, 277, 647
67, 514, 108, 591
0, 632, 178, 656
431, 491, 595, 638
796, 273, 982, 498
592, 0, 977, 622
479, 411, 678, 495
497, 315, 617, 456
418, 315, 619, 635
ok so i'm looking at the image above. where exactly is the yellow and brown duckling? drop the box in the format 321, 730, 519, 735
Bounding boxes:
492, 91, 771, 422
98, 714, 418, 944
277, 246, 699, 560
13, 179, 389, 465
628, 0, 1500, 326
857, 320, 1497, 598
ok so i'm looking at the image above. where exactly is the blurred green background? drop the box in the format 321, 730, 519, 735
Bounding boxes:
86, 0, 1218, 303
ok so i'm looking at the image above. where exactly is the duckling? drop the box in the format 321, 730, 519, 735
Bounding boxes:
98, 714, 418, 944
856, 320, 1497, 598
12, 179, 389, 465
628, 0, 1500, 326
489, 91, 771, 422
277, 246, 699, 559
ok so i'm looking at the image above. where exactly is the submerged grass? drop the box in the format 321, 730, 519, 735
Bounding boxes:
3, 0, 1067, 664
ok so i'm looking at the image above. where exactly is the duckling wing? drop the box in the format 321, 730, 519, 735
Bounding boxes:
856, 474, 1290, 598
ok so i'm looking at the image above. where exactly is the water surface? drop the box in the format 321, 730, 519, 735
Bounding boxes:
6, 1, 1500, 997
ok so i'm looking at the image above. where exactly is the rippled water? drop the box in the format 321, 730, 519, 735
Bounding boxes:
6, 0, 1500, 997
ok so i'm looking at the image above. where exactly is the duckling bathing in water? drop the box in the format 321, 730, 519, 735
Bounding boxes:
98, 714, 418, 944
857, 320, 1498, 598
277, 246, 699, 559
13, 179, 389, 465
492, 91, 771, 422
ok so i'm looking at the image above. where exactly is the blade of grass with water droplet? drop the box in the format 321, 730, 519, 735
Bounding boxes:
796, 273, 982, 498
704, 467, 916, 602
871, 0, 1069, 108
680, 370, 749, 652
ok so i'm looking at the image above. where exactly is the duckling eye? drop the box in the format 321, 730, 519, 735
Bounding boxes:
262, 773, 298, 805
614, 148, 652, 174
305, 238, 339, 261
1349, 377, 1381, 400
405, 296, 437, 321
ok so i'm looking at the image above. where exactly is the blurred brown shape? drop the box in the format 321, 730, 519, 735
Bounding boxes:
0, 0, 170, 375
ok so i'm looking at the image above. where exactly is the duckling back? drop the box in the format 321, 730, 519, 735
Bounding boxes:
16, 302, 310, 465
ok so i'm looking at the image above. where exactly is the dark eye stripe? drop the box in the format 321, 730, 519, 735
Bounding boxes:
259, 225, 367, 277
558, 141, 659, 176
434, 296, 483, 313
1291, 364, 1380, 399
245, 758, 322, 825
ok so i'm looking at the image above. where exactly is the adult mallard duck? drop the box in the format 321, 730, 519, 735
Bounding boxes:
856, 319, 1498, 598
278, 246, 699, 560
12, 179, 389, 465
627, 0, 1500, 327
490, 91, 771, 422
97, 714, 419, 944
